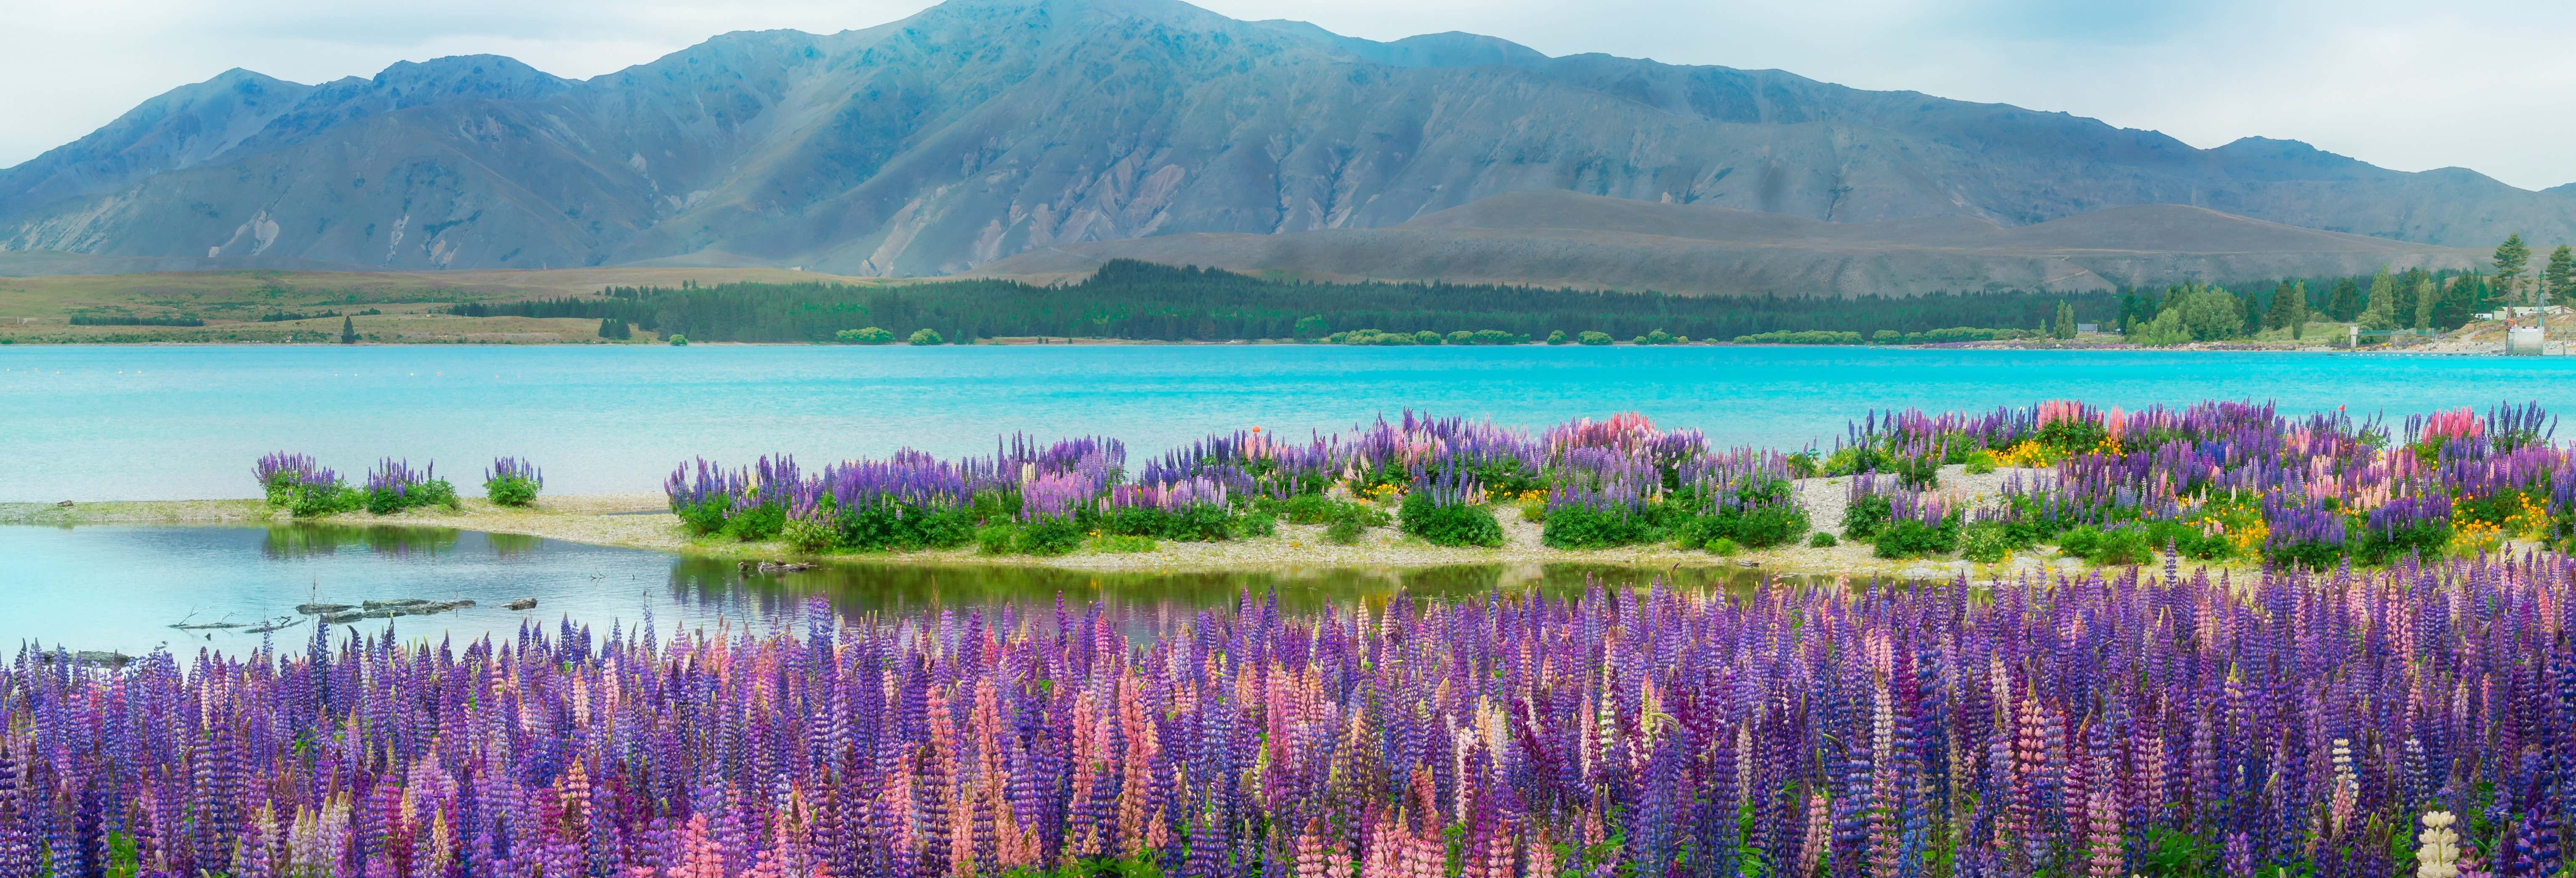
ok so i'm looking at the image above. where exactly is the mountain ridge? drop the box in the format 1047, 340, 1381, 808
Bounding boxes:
0, 0, 2564, 284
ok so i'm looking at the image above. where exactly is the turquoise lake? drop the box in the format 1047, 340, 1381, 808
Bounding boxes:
9, 344, 2576, 502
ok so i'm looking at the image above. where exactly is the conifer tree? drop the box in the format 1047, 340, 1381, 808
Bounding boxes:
2547, 245, 2574, 306
2412, 275, 2437, 330
2358, 269, 2398, 330
340, 315, 356, 344
2325, 278, 2362, 322
2495, 233, 2531, 305
2051, 301, 2075, 339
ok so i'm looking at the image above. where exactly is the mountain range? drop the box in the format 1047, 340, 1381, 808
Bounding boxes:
0, 0, 2555, 292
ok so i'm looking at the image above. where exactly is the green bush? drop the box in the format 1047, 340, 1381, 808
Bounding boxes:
668, 334, 689, 346
907, 328, 945, 346
1704, 537, 1741, 555
1324, 517, 1366, 545
1018, 518, 1085, 555
837, 327, 896, 344
1541, 505, 1659, 549
1399, 493, 1505, 547
1089, 534, 1158, 553
2057, 524, 2154, 566
1678, 505, 1810, 550
2352, 523, 2449, 566
1733, 330, 1865, 345
675, 498, 730, 534
286, 484, 363, 518
718, 503, 786, 541
1890, 456, 1941, 489
1413, 330, 1443, 345
1957, 522, 2021, 562
1517, 496, 1548, 522
1577, 331, 1613, 346
1872, 518, 1959, 558
1447, 330, 1474, 344
837, 505, 978, 551
1962, 450, 1998, 475
1546, 330, 1567, 345
1841, 493, 1894, 539
783, 517, 838, 554
975, 524, 1018, 555
364, 479, 458, 516
1630, 329, 1677, 345
1097, 504, 1236, 542
485, 473, 541, 508
1808, 532, 1837, 548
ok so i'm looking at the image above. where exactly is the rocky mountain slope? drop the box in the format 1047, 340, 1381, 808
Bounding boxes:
976, 190, 2484, 296
1, 0, 2563, 286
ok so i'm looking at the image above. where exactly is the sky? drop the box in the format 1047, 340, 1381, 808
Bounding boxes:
7, 0, 2573, 190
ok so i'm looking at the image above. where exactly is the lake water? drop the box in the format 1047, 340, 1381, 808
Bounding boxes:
8, 344, 2576, 502
0, 523, 1776, 653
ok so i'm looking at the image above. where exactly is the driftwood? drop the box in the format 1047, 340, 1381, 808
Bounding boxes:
504, 598, 538, 611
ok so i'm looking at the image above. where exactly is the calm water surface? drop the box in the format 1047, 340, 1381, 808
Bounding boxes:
9, 344, 2576, 502
1, 523, 1790, 653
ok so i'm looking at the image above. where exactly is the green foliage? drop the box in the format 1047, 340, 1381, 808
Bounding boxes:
1840, 492, 1893, 539
1258, 494, 1391, 528
1807, 531, 1837, 548
598, 317, 632, 339
1293, 315, 1330, 339
1411, 330, 1442, 344
485, 473, 541, 508
2051, 301, 2075, 339
2548, 245, 2576, 306
1961, 449, 1997, 474
837, 326, 896, 344
2131, 827, 2220, 878
1095, 504, 1237, 542
835, 505, 979, 552
976, 524, 1019, 555
365, 478, 458, 516
2326, 277, 2364, 322
2352, 522, 2450, 566
1678, 505, 1810, 550
1324, 516, 1367, 545
1088, 534, 1158, 553
1872, 517, 1959, 558
675, 499, 730, 534
2058, 524, 2154, 565
1704, 537, 1741, 555
1545, 330, 1567, 344
907, 328, 945, 346
1541, 505, 1659, 548
783, 516, 838, 553
1577, 330, 1613, 346
1399, 493, 1505, 547
718, 503, 786, 541
668, 334, 689, 346
1630, 328, 1678, 345
1733, 330, 1865, 344
1013, 518, 1085, 556
1957, 521, 2022, 562
1517, 495, 1547, 522
340, 315, 357, 344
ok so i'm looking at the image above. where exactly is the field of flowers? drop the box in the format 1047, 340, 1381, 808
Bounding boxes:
664, 412, 1809, 556
662, 400, 2573, 568
3, 558, 2563, 878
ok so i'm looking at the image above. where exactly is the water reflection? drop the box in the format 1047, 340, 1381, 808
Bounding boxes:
259, 522, 462, 559
5, 523, 1888, 655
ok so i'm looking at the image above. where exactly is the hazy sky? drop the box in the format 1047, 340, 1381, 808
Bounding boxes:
8, 0, 2573, 189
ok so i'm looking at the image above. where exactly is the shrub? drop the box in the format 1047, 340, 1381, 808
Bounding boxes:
1808, 532, 1837, 547
1412, 330, 1443, 345
1399, 492, 1505, 547
1259, 495, 1388, 527
1890, 456, 1941, 489
975, 524, 1019, 555
1545, 330, 1567, 345
837, 327, 896, 344
1089, 534, 1158, 553
362, 459, 459, 516
907, 328, 945, 346
1872, 518, 1959, 559
1677, 505, 1810, 550
720, 504, 786, 541
668, 334, 689, 346
1018, 518, 1085, 555
1293, 315, 1330, 339
1732, 330, 1864, 345
1962, 449, 1998, 475
782, 516, 838, 554
1517, 495, 1548, 522
1704, 537, 1742, 555
484, 457, 543, 507
1631, 329, 1677, 345
1577, 331, 1613, 346
1447, 330, 1474, 344
1540, 505, 1658, 549
597, 317, 632, 340
1841, 492, 1894, 539
1324, 517, 1366, 545
2058, 524, 2154, 566
1957, 522, 2020, 562
837, 505, 978, 551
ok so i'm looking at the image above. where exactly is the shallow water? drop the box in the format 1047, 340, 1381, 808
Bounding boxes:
2, 523, 1809, 654
8, 344, 2576, 502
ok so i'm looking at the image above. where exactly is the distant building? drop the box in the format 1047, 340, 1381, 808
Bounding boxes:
2075, 323, 2099, 333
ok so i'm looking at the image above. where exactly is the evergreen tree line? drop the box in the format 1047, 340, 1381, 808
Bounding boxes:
445, 261, 2122, 343
2113, 266, 2518, 344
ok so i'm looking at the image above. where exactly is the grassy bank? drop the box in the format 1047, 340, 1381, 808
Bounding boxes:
0, 489, 2155, 580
